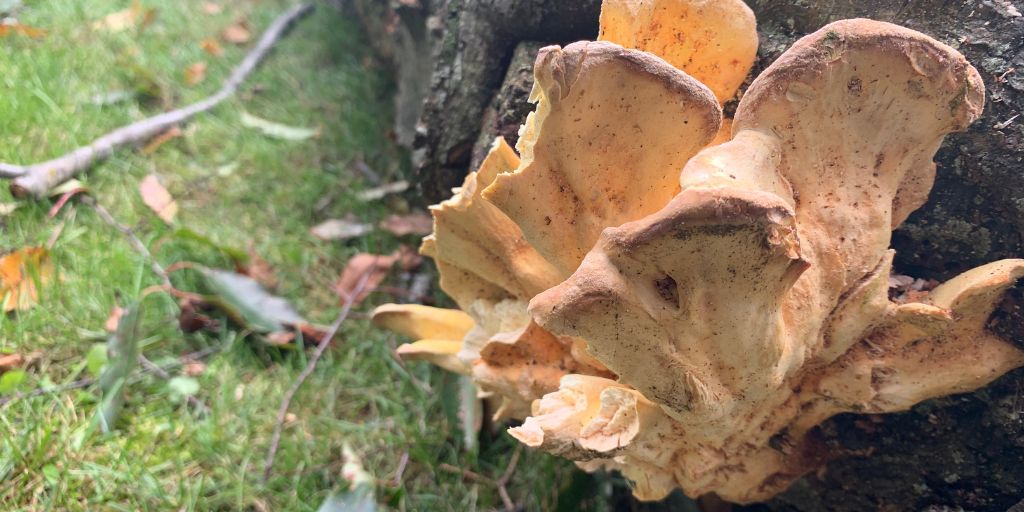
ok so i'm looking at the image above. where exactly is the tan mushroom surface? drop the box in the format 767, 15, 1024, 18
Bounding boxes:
598, 0, 758, 103
518, 19, 1024, 502
372, 2, 1023, 504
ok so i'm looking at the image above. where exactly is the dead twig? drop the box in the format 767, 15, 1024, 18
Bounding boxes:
438, 446, 523, 511
3, 3, 315, 198
496, 445, 523, 512
85, 196, 173, 289
261, 268, 374, 481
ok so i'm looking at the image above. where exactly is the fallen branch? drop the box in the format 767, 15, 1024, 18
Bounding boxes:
262, 268, 374, 481
85, 196, 173, 290
4, 3, 315, 198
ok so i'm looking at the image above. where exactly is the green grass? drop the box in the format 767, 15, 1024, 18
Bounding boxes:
0, 1, 594, 509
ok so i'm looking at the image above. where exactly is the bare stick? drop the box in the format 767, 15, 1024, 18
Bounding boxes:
496, 445, 523, 512
5, 3, 315, 198
262, 269, 374, 481
85, 196, 173, 290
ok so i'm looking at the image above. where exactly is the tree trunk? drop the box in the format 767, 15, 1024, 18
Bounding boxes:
353, 1, 1024, 510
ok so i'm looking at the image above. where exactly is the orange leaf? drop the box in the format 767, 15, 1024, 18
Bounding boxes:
0, 353, 24, 371
184, 61, 207, 87
0, 247, 53, 312
105, 306, 125, 332
139, 175, 178, 224
221, 21, 251, 44
92, 1, 155, 32
200, 38, 223, 57
141, 126, 182, 155
0, 23, 47, 39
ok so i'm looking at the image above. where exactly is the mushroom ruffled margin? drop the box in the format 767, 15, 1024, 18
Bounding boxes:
372, 1, 1024, 504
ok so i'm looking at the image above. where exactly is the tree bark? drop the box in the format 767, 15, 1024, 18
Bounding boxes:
353, 1, 1024, 509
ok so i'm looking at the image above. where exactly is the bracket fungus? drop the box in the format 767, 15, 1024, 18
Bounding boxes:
373, 0, 1024, 504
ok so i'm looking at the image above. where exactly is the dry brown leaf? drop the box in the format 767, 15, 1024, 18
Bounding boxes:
139, 174, 178, 224
201, 2, 222, 15
141, 126, 182, 155
178, 297, 219, 333
0, 353, 24, 371
265, 331, 295, 346
334, 246, 422, 304
105, 305, 125, 332
0, 247, 53, 312
184, 61, 207, 87
221, 20, 251, 44
379, 212, 433, 236
0, 23, 46, 38
92, 1, 155, 32
200, 38, 223, 57
182, 359, 207, 377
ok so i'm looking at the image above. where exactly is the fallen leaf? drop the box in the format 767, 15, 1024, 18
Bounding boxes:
0, 22, 46, 38
201, 2, 222, 15
182, 359, 206, 377
310, 219, 373, 241
240, 111, 319, 141
184, 61, 207, 87
139, 174, 178, 224
239, 244, 279, 290
221, 20, 251, 44
92, 1, 155, 32
0, 247, 52, 312
200, 268, 306, 333
141, 125, 182, 155
104, 306, 125, 332
333, 247, 421, 305
200, 38, 223, 57
379, 212, 433, 236
0, 353, 24, 371
356, 181, 409, 202
178, 297, 219, 333
265, 331, 295, 346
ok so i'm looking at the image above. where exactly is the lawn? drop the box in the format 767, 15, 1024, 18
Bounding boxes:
0, 1, 592, 509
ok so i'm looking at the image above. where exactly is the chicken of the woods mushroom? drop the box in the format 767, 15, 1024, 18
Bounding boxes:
372, 0, 1024, 504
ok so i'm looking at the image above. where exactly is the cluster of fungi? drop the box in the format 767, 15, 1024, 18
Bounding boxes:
372, 0, 1024, 503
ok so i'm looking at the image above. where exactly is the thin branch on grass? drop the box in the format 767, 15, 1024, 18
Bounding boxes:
0, 346, 221, 407
438, 446, 523, 511
496, 445, 523, 512
85, 196, 173, 290
3, 3, 315, 198
261, 268, 375, 481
